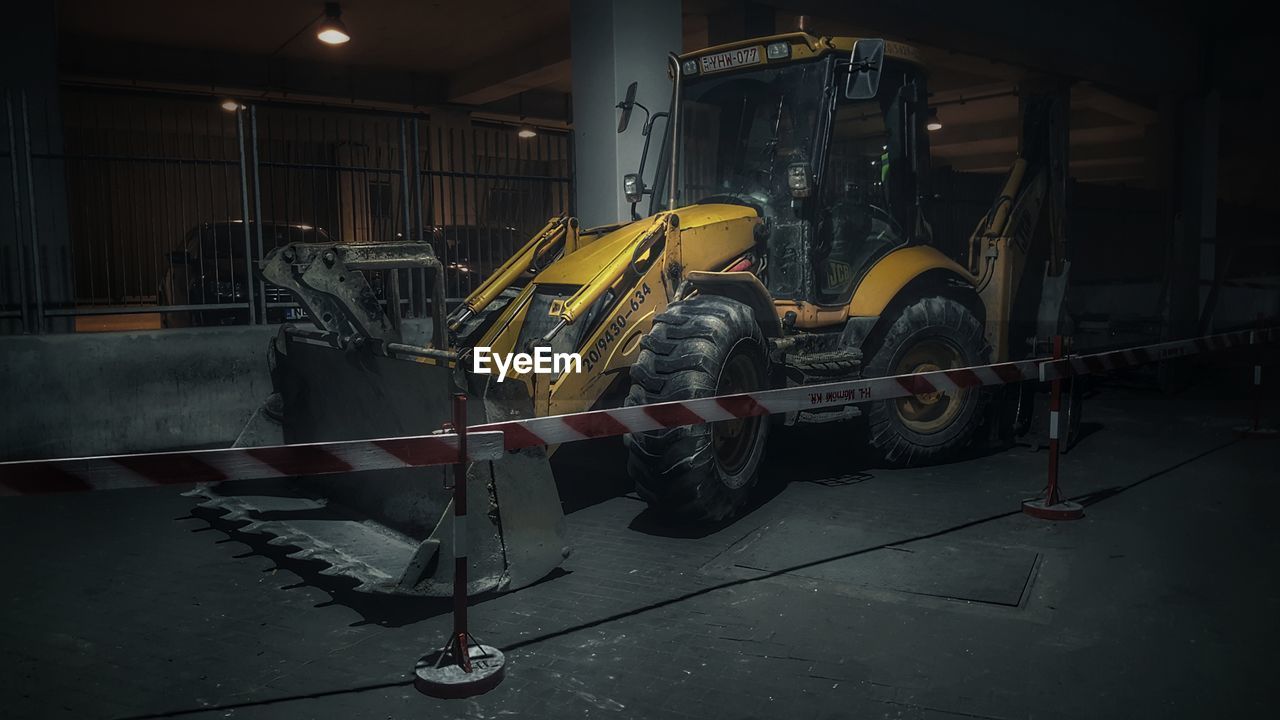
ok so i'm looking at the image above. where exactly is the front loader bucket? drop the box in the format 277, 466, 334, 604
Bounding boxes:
189, 327, 567, 596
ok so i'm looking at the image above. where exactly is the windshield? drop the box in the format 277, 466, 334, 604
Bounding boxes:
654, 59, 828, 214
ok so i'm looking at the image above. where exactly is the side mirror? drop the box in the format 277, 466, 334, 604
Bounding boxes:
845, 38, 885, 100
623, 173, 645, 203
616, 81, 639, 134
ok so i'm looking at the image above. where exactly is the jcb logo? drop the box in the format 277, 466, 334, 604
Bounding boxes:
548, 299, 566, 316
826, 261, 851, 289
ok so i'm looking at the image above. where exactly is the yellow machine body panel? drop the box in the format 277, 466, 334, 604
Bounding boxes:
767, 245, 977, 330
846, 245, 977, 318
531, 204, 758, 287
475, 203, 760, 417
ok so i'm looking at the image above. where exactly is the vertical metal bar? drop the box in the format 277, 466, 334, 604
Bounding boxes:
449, 392, 471, 671
250, 105, 266, 324
176, 103, 193, 317
97, 94, 113, 306
514, 125, 525, 253
398, 117, 413, 319
462, 124, 475, 301
189, 101, 203, 307
155, 94, 171, 316
482, 126, 494, 298
667, 54, 682, 210
140, 96, 156, 308
535, 127, 544, 229
235, 107, 256, 325
356, 113, 367, 244
19, 92, 44, 332
430, 128, 448, 347
568, 130, 576, 217
129, 93, 145, 308
434, 124, 447, 298
1045, 335, 1064, 505
76, 93, 97, 310
447, 126, 460, 302
203, 101, 219, 308
1252, 314, 1263, 433
6, 92, 30, 333
311, 113, 323, 245
411, 115, 425, 316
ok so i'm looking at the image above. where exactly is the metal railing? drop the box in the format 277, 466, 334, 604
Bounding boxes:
0, 86, 574, 333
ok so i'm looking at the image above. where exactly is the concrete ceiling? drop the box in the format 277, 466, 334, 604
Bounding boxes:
58, 0, 571, 77
57, 0, 1176, 186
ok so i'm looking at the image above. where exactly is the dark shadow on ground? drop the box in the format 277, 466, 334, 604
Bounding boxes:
625, 421, 881, 539
550, 437, 633, 513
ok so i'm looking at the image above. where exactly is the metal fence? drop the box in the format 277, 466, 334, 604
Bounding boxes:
1, 92, 25, 331
1, 86, 574, 333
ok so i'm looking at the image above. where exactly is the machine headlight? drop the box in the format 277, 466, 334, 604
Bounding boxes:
622, 173, 645, 203
766, 41, 791, 60
787, 162, 813, 198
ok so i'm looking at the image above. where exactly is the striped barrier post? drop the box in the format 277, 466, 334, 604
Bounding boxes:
1022, 336, 1084, 521
413, 394, 506, 698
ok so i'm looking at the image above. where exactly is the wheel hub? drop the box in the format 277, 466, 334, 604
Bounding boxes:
893, 338, 966, 434
711, 350, 763, 486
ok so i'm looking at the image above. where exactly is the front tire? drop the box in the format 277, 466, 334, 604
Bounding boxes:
624, 295, 770, 523
864, 296, 990, 466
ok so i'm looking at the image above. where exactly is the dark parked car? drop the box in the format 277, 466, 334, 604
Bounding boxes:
426, 223, 524, 298
159, 221, 330, 327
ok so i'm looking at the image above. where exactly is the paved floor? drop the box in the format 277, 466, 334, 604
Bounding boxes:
3, 367, 1278, 719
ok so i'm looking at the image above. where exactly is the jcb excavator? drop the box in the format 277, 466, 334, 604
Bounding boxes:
194, 33, 1070, 596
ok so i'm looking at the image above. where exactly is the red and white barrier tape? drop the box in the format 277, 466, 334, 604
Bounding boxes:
1038, 328, 1275, 381
0, 431, 504, 496
475, 358, 1044, 452
2, 326, 1275, 495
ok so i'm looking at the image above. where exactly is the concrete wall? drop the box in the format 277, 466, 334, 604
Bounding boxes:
0, 326, 276, 461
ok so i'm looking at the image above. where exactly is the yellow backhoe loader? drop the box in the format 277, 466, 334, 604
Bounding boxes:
195, 33, 1070, 595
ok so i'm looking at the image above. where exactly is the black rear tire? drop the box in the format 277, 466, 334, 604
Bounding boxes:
624, 295, 770, 523
864, 296, 990, 466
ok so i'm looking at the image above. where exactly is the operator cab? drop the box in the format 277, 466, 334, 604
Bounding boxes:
647, 35, 931, 309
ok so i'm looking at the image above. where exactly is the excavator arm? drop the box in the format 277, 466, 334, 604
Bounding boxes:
969, 79, 1071, 361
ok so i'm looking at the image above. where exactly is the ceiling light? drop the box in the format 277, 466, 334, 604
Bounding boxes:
220, 98, 243, 112
316, 3, 350, 45
926, 108, 943, 132
517, 125, 537, 139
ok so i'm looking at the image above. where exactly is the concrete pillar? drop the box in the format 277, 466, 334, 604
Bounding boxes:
570, 0, 681, 228
2, 2, 72, 332
1159, 89, 1219, 391
1194, 90, 1220, 332
1165, 91, 1219, 338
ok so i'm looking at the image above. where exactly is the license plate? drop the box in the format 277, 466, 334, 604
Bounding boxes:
700, 46, 761, 74
285, 307, 306, 320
